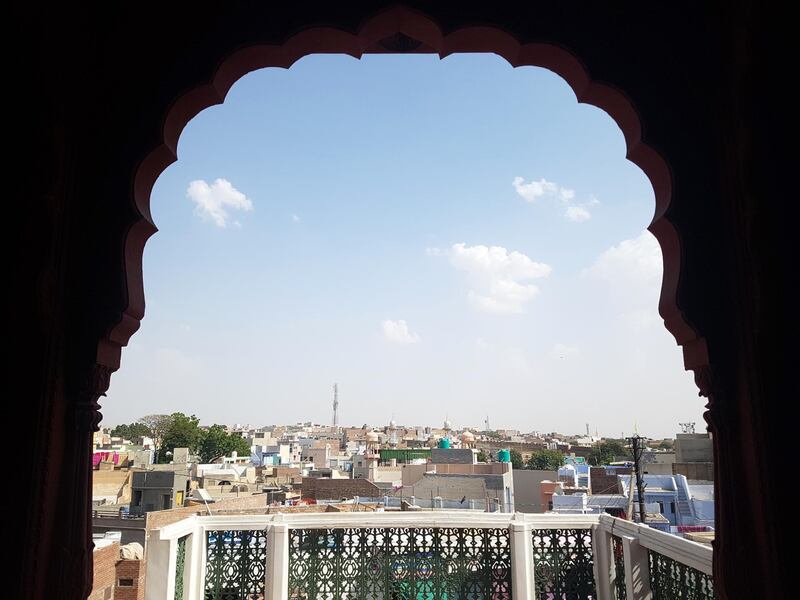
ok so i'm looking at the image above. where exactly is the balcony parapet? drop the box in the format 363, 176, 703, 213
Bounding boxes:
145, 511, 712, 600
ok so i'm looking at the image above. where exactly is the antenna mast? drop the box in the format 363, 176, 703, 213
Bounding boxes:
333, 383, 339, 430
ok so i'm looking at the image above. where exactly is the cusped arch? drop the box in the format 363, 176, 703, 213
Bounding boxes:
105, 5, 710, 394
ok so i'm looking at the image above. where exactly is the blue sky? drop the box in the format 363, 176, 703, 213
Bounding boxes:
105, 53, 703, 438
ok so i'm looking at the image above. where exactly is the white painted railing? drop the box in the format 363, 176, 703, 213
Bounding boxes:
594, 514, 713, 600
145, 511, 713, 600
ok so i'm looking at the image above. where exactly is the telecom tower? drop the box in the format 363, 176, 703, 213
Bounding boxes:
333, 383, 339, 430
679, 422, 696, 434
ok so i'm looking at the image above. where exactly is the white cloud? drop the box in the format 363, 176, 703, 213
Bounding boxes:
186, 178, 253, 227
292, 214, 301, 223
551, 343, 580, 359
586, 231, 661, 289
584, 231, 664, 324
475, 337, 491, 351
430, 243, 551, 314
382, 319, 420, 344
513, 176, 596, 222
619, 308, 660, 332
512, 177, 574, 204
565, 206, 591, 222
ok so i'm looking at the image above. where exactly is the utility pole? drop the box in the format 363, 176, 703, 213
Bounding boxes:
628, 435, 647, 524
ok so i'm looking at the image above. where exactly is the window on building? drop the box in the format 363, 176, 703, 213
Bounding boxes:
670, 501, 676, 514
118, 578, 134, 587
133, 490, 142, 506
162, 494, 171, 509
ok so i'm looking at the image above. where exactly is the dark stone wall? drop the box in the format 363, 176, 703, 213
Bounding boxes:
9, 3, 788, 598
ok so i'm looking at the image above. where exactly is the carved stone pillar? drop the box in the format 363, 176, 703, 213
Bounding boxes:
60, 363, 113, 600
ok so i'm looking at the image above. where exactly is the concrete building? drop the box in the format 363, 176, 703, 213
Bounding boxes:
129, 471, 190, 515
302, 445, 331, 469
512, 469, 558, 513
431, 448, 475, 465
93, 469, 133, 506
673, 432, 714, 481
399, 462, 515, 512
620, 473, 714, 527
674, 433, 713, 463
551, 493, 629, 516
590, 466, 630, 495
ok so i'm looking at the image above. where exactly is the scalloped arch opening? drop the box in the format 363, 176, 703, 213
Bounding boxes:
112, 6, 707, 393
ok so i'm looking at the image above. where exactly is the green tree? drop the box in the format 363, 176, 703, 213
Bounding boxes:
158, 413, 201, 462
476, 450, 489, 463
111, 422, 152, 440
588, 439, 629, 466
527, 449, 564, 470
139, 414, 173, 463
658, 439, 674, 450
509, 449, 524, 470
198, 425, 251, 463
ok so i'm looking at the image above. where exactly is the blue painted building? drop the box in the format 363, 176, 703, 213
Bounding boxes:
620, 473, 714, 528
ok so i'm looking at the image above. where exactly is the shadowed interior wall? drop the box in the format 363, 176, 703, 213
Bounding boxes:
9, 3, 787, 598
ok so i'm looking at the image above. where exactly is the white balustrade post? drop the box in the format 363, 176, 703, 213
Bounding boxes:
145, 529, 177, 600
266, 518, 290, 600
186, 524, 205, 600
592, 524, 614, 600
510, 515, 535, 599
622, 534, 652, 600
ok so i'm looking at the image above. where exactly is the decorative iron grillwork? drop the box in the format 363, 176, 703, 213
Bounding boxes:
175, 534, 187, 600
611, 535, 626, 600
531, 528, 596, 599
205, 529, 268, 600
649, 550, 713, 600
288, 526, 512, 600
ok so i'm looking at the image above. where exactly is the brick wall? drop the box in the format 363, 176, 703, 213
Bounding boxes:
302, 477, 380, 500
89, 542, 119, 600
115, 559, 145, 600
590, 467, 630, 495
145, 494, 267, 531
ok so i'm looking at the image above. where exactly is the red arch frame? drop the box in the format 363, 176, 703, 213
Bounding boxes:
101, 6, 710, 395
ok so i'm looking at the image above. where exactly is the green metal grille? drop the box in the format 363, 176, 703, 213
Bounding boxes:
378, 448, 432, 463
288, 526, 512, 599
175, 534, 188, 600
649, 550, 713, 600
611, 535, 626, 600
531, 528, 596, 599
205, 529, 268, 600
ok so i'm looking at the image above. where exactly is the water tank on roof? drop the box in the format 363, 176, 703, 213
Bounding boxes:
438, 438, 451, 449
498, 449, 511, 463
